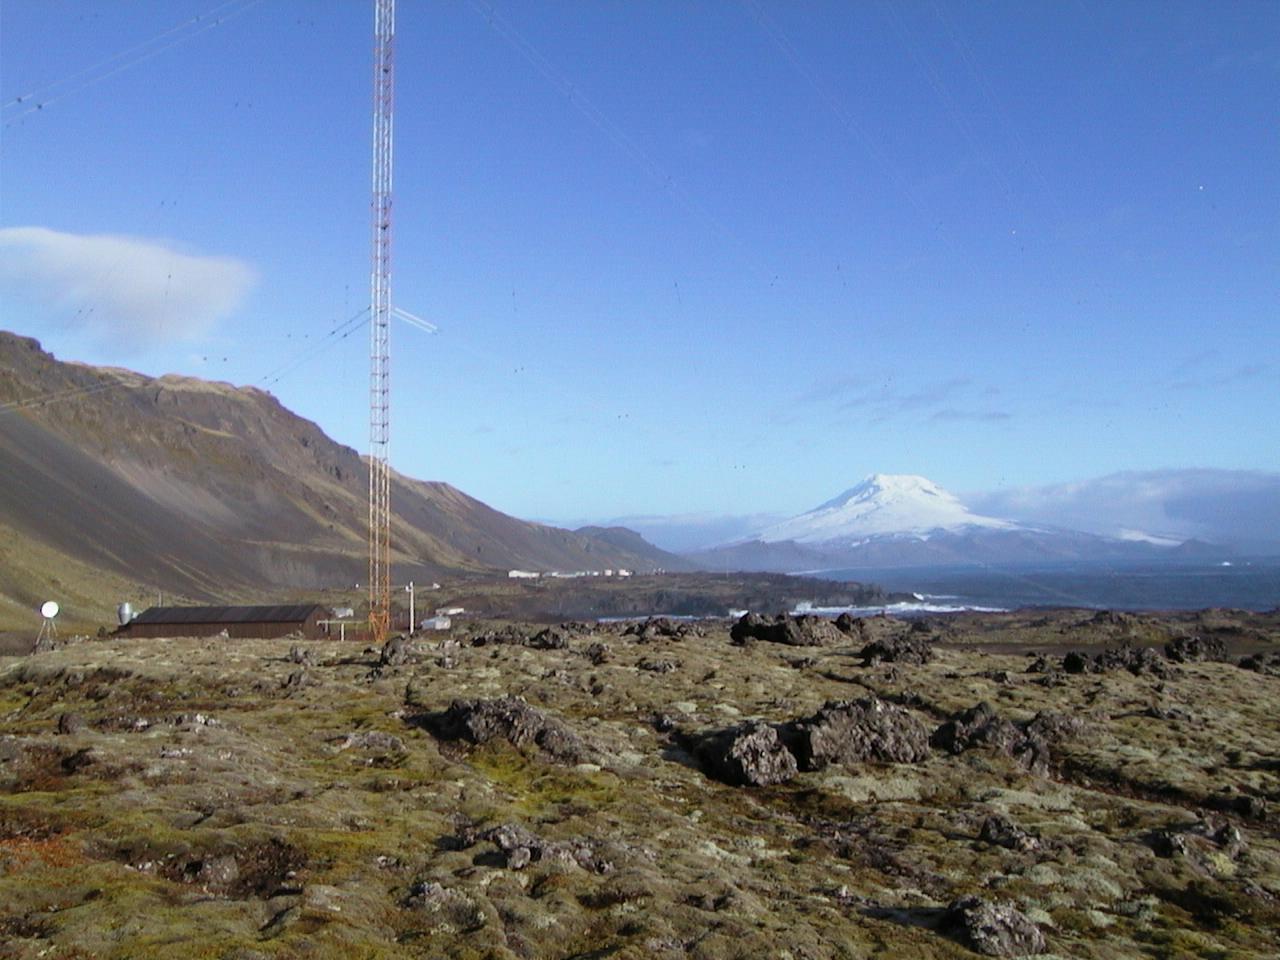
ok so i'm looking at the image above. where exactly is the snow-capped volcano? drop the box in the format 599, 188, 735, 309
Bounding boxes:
687, 473, 1217, 572
757, 474, 1017, 544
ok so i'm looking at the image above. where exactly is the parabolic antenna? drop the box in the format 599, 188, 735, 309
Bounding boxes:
40, 601, 59, 619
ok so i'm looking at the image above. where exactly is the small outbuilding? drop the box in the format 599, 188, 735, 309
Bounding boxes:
116, 604, 327, 640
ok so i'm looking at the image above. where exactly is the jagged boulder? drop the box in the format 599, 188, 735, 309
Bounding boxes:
623, 617, 691, 641
979, 814, 1039, 852
1023, 712, 1082, 747
729, 613, 845, 648
1147, 815, 1245, 866
932, 702, 1023, 755
1165, 634, 1229, 663
526, 627, 569, 650
1239, 651, 1280, 675
943, 895, 1046, 956
1063, 645, 1169, 677
694, 721, 798, 787
729, 613, 770, 645
932, 702, 1079, 776
860, 633, 934, 666
1062, 651, 1089, 674
467, 625, 529, 647
834, 612, 861, 636
777, 615, 846, 646
425, 695, 589, 764
784, 697, 931, 770
380, 636, 409, 666
1097, 645, 1169, 676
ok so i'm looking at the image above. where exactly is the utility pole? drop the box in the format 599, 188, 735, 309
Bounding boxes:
407, 581, 415, 633
368, 0, 395, 645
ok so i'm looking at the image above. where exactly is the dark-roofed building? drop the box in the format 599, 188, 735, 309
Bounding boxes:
117, 604, 327, 640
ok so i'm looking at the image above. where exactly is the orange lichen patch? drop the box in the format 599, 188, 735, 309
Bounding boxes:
0, 833, 85, 869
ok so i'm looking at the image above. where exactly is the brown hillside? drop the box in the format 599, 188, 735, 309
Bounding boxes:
0, 332, 689, 625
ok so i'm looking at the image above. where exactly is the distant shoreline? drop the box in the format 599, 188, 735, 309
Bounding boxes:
811, 557, 1280, 613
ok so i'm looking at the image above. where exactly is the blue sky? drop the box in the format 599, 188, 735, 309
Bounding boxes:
2, 0, 1277, 524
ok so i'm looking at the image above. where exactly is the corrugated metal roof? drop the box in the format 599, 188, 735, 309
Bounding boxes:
130, 604, 325, 625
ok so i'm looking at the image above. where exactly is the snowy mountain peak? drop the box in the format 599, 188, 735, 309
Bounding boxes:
757, 473, 1017, 544
814, 474, 951, 512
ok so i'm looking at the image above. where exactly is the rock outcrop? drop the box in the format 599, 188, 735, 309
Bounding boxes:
1165, 634, 1229, 663
729, 613, 846, 647
380, 636, 409, 666
693, 721, 799, 787
693, 697, 932, 785
978, 814, 1039, 852
785, 697, 931, 769
623, 617, 694, 641
860, 633, 934, 666
931, 702, 1080, 776
423, 695, 590, 764
1063, 644, 1169, 677
943, 895, 1046, 957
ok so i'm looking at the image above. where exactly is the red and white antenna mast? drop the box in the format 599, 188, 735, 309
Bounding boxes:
369, 0, 394, 644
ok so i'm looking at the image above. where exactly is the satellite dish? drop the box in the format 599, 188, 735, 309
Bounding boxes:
35, 600, 60, 648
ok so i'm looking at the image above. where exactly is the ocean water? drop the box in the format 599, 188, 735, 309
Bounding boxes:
812, 558, 1280, 613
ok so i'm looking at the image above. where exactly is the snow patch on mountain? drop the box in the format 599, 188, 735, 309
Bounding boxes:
1116, 528, 1184, 547
757, 474, 1018, 544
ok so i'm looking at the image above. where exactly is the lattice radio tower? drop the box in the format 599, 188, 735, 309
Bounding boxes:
368, 0, 395, 645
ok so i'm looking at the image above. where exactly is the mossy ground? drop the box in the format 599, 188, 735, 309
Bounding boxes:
1, 609, 1278, 958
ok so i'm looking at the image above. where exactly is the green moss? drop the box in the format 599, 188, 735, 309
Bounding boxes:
98, 932, 257, 960
0, 782, 115, 813
3, 617, 1279, 958
391, 936, 493, 960
1139, 925, 1231, 959
296, 827, 415, 876
90, 810, 199, 856
0, 686, 31, 716
468, 747, 621, 819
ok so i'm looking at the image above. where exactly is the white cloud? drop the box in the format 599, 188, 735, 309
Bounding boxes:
0, 226, 255, 344
966, 469, 1280, 548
